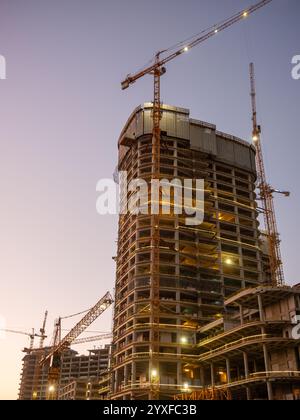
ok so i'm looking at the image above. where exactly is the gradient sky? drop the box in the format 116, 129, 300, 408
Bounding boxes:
0, 0, 299, 399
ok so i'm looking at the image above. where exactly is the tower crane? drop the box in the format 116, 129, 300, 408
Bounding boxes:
39, 310, 48, 348
121, 0, 273, 398
1, 311, 48, 350
249, 63, 289, 287
0, 328, 46, 350
39, 291, 113, 400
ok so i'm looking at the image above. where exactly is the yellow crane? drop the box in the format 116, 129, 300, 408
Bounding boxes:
249, 63, 289, 286
38, 291, 113, 400
1, 311, 48, 351
121, 0, 273, 398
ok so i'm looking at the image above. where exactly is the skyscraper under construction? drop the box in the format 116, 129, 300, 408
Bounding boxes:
111, 103, 270, 400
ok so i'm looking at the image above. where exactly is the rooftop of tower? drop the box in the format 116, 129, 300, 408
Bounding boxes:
118, 103, 256, 173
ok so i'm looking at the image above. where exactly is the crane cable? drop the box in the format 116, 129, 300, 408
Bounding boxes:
132, 2, 254, 76
60, 307, 91, 320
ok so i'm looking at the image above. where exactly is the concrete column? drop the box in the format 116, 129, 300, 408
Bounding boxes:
226, 358, 231, 383
200, 367, 205, 387
114, 370, 118, 393
243, 352, 249, 379
263, 344, 270, 372
124, 364, 128, 386
132, 361, 136, 387
239, 305, 244, 325
253, 359, 257, 373
266, 382, 273, 401
177, 361, 182, 387
258, 294, 265, 322
246, 387, 251, 400
263, 344, 273, 400
210, 363, 215, 387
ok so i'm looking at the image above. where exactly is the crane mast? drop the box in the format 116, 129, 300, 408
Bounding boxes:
39, 310, 48, 348
121, 0, 273, 398
250, 63, 285, 286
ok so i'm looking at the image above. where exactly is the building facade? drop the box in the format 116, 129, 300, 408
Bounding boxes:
175, 285, 300, 400
58, 379, 101, 400
111, 104, 269, 399
18, 346, 110, 400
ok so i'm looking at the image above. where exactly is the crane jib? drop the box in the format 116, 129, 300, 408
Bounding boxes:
121, 0, 273, 90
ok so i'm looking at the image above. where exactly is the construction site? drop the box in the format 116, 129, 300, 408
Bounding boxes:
3, 0, 300, 401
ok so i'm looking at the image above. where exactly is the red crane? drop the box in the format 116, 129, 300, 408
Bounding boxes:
121, 0, 273, 398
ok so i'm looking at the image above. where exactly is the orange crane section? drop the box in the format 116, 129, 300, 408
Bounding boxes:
249, 63, 289, 286
39, 291, 113, 399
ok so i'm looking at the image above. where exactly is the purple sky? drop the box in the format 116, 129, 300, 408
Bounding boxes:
0, 0, 299, 399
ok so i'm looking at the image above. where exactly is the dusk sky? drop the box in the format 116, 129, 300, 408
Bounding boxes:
0, 0, 299, 399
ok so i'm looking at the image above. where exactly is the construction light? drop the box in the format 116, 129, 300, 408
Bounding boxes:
183, 46, 189, 52
151, 369, 158, 378
180, 336, 188, 344
214, 29, 218, 34
252, 135, 258, 142
225, 258, 233, 265
243, 11, 248, 17
48, 385, 55, 393
183, 382, 189, 390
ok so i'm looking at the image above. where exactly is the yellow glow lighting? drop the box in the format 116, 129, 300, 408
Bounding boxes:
225, 258, 233, 265
243, 11, 248, 17
151, 369, 158, 378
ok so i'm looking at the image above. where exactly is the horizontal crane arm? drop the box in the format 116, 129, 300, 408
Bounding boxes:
72, 333, 112, 345
41, 291, 113, 365
121, 0, 272, 90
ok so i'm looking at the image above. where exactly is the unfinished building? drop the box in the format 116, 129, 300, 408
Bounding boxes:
111, 103, 268, 399
18, 345, 110, 400
58, 379, 101, 400
176, 284, 300, 400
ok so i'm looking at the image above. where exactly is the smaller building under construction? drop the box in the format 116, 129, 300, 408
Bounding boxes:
175, 284, 300, 400
18, 346, 110, 400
